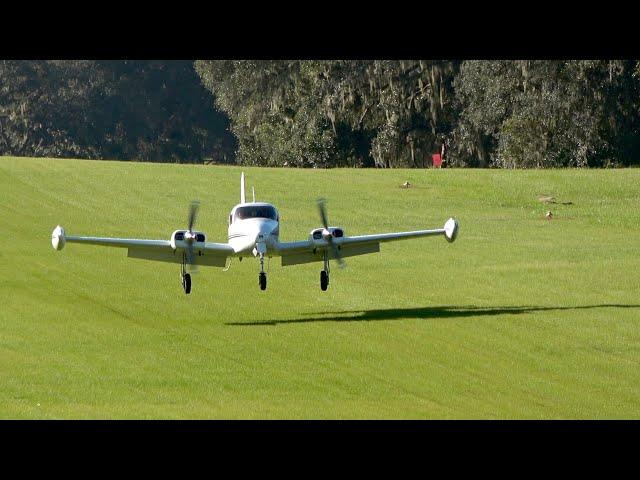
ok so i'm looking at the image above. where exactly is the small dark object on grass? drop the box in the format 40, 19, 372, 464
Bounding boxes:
545, 211, 553, 220
400, 181, 412, 189
538, 194, 573, 205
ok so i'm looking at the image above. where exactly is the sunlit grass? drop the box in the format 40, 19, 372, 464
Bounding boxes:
1, 156, 639, 418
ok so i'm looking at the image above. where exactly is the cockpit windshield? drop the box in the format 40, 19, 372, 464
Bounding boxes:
235, 205, 278, 221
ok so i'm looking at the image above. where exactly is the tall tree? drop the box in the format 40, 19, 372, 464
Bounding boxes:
451, 60, 640, 167
195, 60, 459, 168
0, 60, 236, 163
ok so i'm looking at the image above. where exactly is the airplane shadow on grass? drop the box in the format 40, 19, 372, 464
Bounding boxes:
225, 304, 640, 326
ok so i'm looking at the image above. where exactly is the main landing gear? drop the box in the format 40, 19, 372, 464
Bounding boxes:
182, 273, 192, 294
181, 254, 192, 294
320, 252, 329, 291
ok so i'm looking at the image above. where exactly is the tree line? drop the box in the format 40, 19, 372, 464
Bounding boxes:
2, 60, 639, 168
0, 60, 236, 163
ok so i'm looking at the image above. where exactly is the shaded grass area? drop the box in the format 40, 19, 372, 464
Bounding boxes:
226, 304, 640, 326
1, 156, 639, 419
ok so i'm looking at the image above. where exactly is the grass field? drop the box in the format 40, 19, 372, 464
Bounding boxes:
1, 156, 639, 419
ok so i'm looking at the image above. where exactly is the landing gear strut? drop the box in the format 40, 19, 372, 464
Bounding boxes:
320, 252, 329, 291
259, 252, 267, 290
181, 253, 191, 294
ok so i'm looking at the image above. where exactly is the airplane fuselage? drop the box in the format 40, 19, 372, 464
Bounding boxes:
228, 202, 280, 256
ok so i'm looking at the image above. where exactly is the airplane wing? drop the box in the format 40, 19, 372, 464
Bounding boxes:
51, 226, 234, 267
276, 218, 459, 266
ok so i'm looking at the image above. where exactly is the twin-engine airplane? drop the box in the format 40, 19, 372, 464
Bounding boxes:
51, 173, 459, 294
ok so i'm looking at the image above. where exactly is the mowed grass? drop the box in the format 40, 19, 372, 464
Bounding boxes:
1, 156, 639, 419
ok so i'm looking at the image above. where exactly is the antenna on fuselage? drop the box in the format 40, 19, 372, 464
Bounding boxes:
252, 186, 256, 203
240, 172, 246, 204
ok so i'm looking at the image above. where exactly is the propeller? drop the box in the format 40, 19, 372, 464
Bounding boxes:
316, 198, 345, 269
184, 200, 200, 273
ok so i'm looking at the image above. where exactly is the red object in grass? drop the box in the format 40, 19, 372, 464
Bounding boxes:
432, 153, 442, 168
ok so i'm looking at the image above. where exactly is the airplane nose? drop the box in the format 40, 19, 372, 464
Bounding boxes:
255, 221, 277, 243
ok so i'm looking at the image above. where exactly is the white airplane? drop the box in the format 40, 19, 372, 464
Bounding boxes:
51, 172, 459, 294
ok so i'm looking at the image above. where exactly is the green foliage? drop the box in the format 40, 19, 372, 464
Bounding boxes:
3, 60, 640, 168
195, 60, 459, 168
197, 60, 640, 168
0, 61, 88, 158
0, 61, 236, 163
196, 60, 332, 167
453, 60, 640, 167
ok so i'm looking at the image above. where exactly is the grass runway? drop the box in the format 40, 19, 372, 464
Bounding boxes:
1, 156, 639, 418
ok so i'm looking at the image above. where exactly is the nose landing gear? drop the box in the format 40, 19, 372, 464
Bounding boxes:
258, 251, 267, 290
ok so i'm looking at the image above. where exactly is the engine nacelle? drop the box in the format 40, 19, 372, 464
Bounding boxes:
309, 227, 344, 243
170, 230, 206, 250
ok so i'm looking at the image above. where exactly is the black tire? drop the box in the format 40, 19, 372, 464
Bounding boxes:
183, 273, 191, 294
320, 270, 329, 291
259, 272, 267, 291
